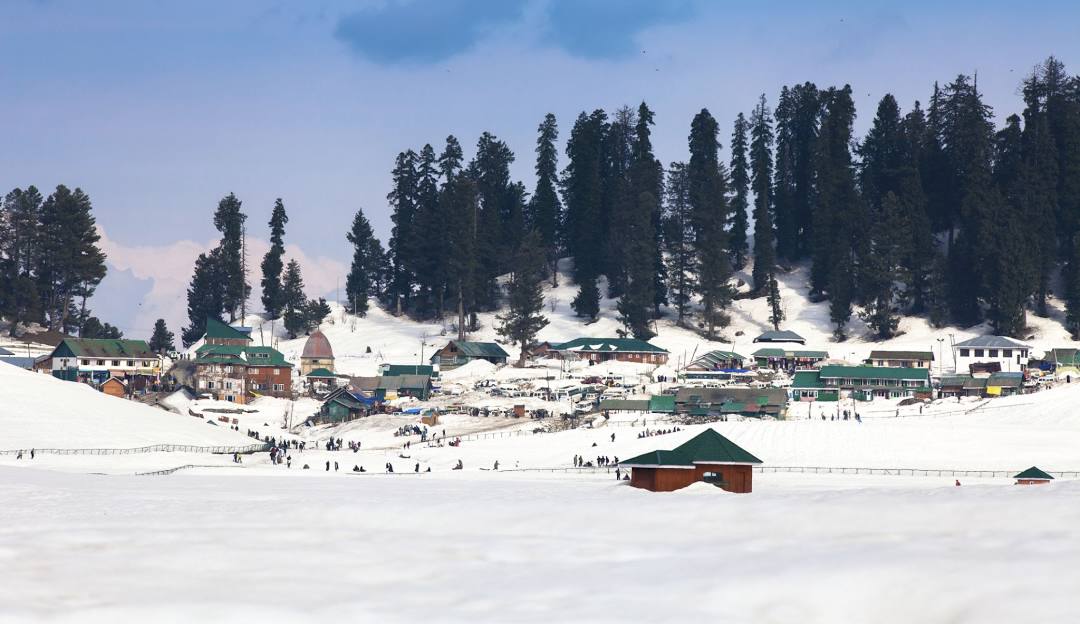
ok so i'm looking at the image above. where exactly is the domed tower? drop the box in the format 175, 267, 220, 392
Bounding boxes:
300, 330, 335, 376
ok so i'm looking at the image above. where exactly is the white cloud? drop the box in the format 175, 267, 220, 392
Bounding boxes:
96, 226, 348, 337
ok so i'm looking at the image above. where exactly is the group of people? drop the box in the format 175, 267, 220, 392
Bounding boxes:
637, 426, 681, 439
572, 454, 618, 468
822, 409, 862, 422
14, 449, 35, 460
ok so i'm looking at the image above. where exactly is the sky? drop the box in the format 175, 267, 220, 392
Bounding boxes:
2, 0, 1079, 338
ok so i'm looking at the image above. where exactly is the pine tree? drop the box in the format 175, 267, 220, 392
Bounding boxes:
442, 152, 479, 337
411, 144, 441, 317
616, 191, 658, 339
305, 298, 332, 329
260, 198, 288, 319
3, 186, 43, 276
688, 108, 732, 338
898, 102, 937, 314
663, 162, 696, 324
728, 113, 751, 270
79, 317, 122, 339
497, 230, 549, 366
858, 193, 908, 339
149, 319, 175, 354
529, 114, 562, 285
772, 87, 798, 260
766, 273, 784, 330
182, 250, 225, 347
562, 111, 606, 312
602, 107, 635, 297
212, 193, 249, 322
571, 274, 600, 321
386, 150, 419, 313
791, 83, 822, 259
750, 95, 776, 293
468, 132, 517, 310
629, 102, 667, 315
281, 259, 307, 338
34, 185, 107, 331
345, 206, 383, 317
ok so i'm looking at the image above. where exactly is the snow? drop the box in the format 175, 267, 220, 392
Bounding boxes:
1, 467, 1078, 622
0, 362, 254, 450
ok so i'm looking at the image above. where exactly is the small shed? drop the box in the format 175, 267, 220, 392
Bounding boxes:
101, 377, 128, 398
620, 429, 763, 493
1014, 466, 1054, 485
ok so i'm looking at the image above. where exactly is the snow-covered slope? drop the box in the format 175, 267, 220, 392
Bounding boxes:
0, 362, 255, 450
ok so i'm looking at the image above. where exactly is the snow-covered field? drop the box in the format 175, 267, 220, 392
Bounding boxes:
2, 467, 1077, 623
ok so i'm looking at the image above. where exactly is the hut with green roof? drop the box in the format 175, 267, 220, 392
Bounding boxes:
1014, 466, 1054, 485
619, 429, 763, 493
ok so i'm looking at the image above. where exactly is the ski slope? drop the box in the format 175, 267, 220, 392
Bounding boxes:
0, 362, 254, 450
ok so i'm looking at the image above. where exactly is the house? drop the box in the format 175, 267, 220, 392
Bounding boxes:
317, 387, 374, 423
1014, 466, 1054, 485
193, 342, 292, 403
867, 350, 934, 369
0, 347, 36, 370
203, 317, 251, 347
791, 365, 931, 401
300, 330, 335, 376
348, 375, 433, 401
100, 376, 128, 398
937, 374, 986, 399
553, 338, 669, 365
619, 429, 763, 493
673, 387, 788, 419
380, 364, 436, 378
1042, 348, 1080, 380
753, 330, 805, 344
523, 341, 558, 360
753, 347, 828, 371
47, 338, 161, 387
953, 336, 1030, 373
684, 350, 747, 377
305, 367, 342, 395
430, 341, 509, 369
985, 372, 1024, 397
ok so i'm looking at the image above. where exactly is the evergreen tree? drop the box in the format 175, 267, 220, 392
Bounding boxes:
79, 317, 122, 339
898, 102, 937, 314
182, 249, 225, 347
386, 150, 419, 313
602, 107, 635, 297
772, 87, 798, 260
442, 156, 480, 337
766, 274, 784, 331
468, 132, 517, 309
529, 114, 562, 285
629, 102, 667, 315
305, 298, 332, 329
149, 319, 175, 354
750, 95, 776, 293
980, 188, 1030, 336
688, 108, 733, 338
562, 111, 606, 311
212, 193, 249, 322
858, 193, 908, 339
663, 162, 696, 325
260, 198, 288, 318
790, 83, 822, 259
616, 191, 658, 339
34, 185, 107, 331
345, 206, 384, 317
571, 275, 600, 321
3, 186, 43, 276
729, 112, 751, 270
281, 259, 307, 338
497, 230, 549, 366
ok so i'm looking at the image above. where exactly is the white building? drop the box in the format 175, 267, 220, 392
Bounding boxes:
953, 336, 1030, 374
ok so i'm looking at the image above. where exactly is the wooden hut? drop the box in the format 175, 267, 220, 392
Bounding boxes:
1014, 466, 1054, 485
101, 377, 128, 398
619, 429, 763, 493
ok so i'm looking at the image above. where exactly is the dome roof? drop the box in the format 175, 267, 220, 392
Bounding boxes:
301, 330, 334, 360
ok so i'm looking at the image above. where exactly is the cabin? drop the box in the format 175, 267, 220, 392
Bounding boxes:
317, 387, 374, 423
985, 372, 1024, 397
620, 429, 763, 493
752, 330, 805, 344
202, 317, 251, 347
866, 350, 934, 369
553, 338, 669, 365
100, 376, 128, 398
683, 351, 748, 379
348, 374, 433, 401
48, 338, 161, 386
430, 341, 509, 369
953, 336, 1030, 374
674, 387, 788, 419
1042, 348, 1080, 381
753, 347, 828, 371
523, 341, 558, 360
791, 366, 931, 401
1014, 466, 1054, 485
938, 374, 984, 398
305, 367, 342, 396
380, 364, 437, 378
300, 330, 335, 376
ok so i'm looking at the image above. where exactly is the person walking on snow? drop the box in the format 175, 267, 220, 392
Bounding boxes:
610, 433, 615, 443
493, 460, 499, 470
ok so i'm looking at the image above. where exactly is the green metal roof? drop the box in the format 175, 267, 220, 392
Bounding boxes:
1014, 466, 1054, 480
648, 395, 676, 413
306, 367, 337, 378
621, 429, 763, 467
383, 364, 435, 377
753, 348, 828, 359
194, 344, 292, 367
753, 348, 785, 358
554, 337, 668, 354
817, 365, 930, 382
204, 317, 251, 341
868, 350, 934, 361
687, 350, 745, 369
791, 371, 823, 389
447, 341, 510, 358
54, 338, 156, 359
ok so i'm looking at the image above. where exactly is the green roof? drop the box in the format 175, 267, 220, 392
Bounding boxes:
817, 365, 930, 382
383, 364, 435, 377
621, 429, 763, 467
195, 344, 292, 367
599, 399, 650, 411
753, 348, 827, 359
1014, 466, 1054, 480
54, 338, 156, 359
306, 367, 337, 378
554, 337, 668, 354
648, 395, 676, 413
687, 350, 746, 370
791, 371, 823, 389
204, 317, 251, 341
443, 341, 510, 358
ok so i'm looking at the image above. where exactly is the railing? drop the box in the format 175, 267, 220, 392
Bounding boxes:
501, 465, 1080, 478
0, 443, 269, 457
136, 464, 245, 476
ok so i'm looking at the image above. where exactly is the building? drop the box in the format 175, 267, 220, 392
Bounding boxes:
349, 374, 433, 401
305, 368, 343, 396
202, 317, 251, 347
867, 350, 934, 368
673, 387, 788, 419
192, 322, 293, 403
47, 338, 161, 387
1014, 466, 1054, 485
523, 341, 558, 360
753, 330, 805, 344
1041, 348, 1080, 380
552, 338, 669, 365
0, 347, 36, 370
938, 374, 987, 399
753, 347, 828, 371
300, 330, 335, 376
685, 350, 747, 373
317, 387, 375, 423
620, 429, 763, 493
380, 363, 436, 378
430, 341, 510, 369
100, 377, 128, 398
791, 365, 931, 401
953, 336, 1030, 373
985, 372, 1024, 397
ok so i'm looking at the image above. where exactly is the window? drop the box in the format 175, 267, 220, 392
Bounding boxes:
80, 359, 89, 366
199, 379, 207, 389
126, 360, 134, 367
96, 360, 104, 366
988, 349, 998, 357
959, 348, 970, 357
974, 349, 984, 357
1002, 349, 1011, 358
272, 383, 284, 392
255, 352, 269, 359
207, 381, 216, 390
225, 366, 233, 373
226, 395, 234, 402
273, 369, 280, 375
251, 383, 260, 390
111, 360, 120, 366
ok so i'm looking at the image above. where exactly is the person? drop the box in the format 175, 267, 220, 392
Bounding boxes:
287, 456, 292, 468
353, 465, 361, 472
325, 460, 330, 472
493, 460, 499, 470
31, 448, 36, 459
415, 462, 420, 473
334, 461, 339, 472
615, 467, 621, 480
16, 451, 22, 460
453, 459, 463, 470
955, 479, 961, 486
610, 432, 615, 443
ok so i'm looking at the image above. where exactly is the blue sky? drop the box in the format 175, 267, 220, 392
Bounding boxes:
2, 0, 1078, 337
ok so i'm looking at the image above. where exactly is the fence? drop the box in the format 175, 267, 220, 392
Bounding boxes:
0, 442, 269, 457
136, 464, 246, 476
502, 464, 1080, 479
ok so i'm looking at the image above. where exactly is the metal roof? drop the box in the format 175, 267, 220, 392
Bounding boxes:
954, 336, 1030, 349
867, 350, 934, 361
553, 337, 668, 354
54, 338, 157, 360
438, 341, 510, 358
620, 429, 763, 467
301, 330, 335, 360
817, 366, 930, 382
1014, 466, 1054, 480
753, 330, 805, 344
204, 317, 251, 341
687, 350, 746, 370
383, 364, 435, 377
752, 347, 828, 358
194, 344, 292, 367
